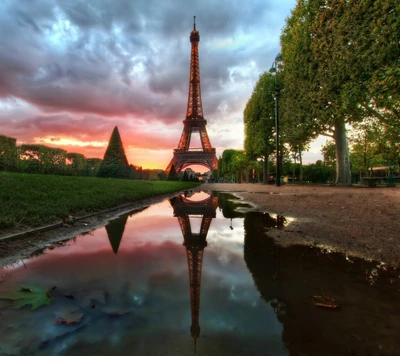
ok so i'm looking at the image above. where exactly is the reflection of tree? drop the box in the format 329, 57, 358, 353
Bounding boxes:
105, 215, 129, 254
243, 212, 400, 356
217, 192, 246, 219
246, 211, 287, 229
169, 192, 218, 348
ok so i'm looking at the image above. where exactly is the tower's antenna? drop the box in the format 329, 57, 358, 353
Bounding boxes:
193, 16, 196, 30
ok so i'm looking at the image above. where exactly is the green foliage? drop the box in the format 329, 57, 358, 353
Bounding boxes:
0, 285, 56, 310
221, 149, 249, 182
97, 126, 130, 179
302, 160, 326, 183
244, 72, 276, 160
18, 144, 67, 174
280, 0, 319, 146
86, 158, 102, 176
190, 175, 200, 182
182, 170, 189, 181
130, 165, 143, 179
243, 72, 277, 183
167, 164, 178, 181
0, 135, 18, 171
157, 171, 167, 181
0, 171, 200, 229
349, 117, 400, 177
320, 141, 336, 183
66, 152, 86, 174
280, 0, 399, 185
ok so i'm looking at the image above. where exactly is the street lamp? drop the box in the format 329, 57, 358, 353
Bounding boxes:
269, 53, 283, 187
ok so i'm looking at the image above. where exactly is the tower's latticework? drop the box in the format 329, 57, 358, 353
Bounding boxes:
169, 193, 218, 347
166, 17, 218, 174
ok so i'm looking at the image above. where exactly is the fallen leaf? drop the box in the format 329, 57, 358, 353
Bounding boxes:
0, 285, 56, 310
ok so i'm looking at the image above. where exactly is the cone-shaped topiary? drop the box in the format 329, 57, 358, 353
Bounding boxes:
182, 169, 189, 181
97, 126, 130, 178
167, 164, 178, 181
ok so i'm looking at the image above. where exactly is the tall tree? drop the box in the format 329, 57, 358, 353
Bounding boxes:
280, 0, 322, 184
244, 72, 276, 183
97, 126, 130, 179
281, 0, 399, 185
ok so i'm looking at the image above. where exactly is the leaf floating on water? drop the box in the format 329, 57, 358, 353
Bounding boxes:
309, 295, 339, 309
0, 285, 56, 310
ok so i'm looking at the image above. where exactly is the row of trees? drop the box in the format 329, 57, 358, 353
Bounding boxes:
212, 148, 337, 184
243, 0, 399, 185
0, 127, 142, 179
0, 134, 103, 176
0, 128, 193, 181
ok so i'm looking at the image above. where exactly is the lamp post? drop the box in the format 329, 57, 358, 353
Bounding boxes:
269, 53, 283, 187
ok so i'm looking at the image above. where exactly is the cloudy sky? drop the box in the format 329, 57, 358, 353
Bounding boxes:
0, 0, 323, 170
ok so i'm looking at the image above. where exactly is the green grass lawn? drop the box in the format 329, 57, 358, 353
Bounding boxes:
0, 172, 200, 229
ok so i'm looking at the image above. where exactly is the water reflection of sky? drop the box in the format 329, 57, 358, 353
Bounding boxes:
0, 193, 287, 356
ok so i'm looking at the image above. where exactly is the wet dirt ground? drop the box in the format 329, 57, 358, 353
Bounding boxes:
201, 183, 400, 268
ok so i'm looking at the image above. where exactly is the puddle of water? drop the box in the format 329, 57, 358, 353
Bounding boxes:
0, 191, 398, 356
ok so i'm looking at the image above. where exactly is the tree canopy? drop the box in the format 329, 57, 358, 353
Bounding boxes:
280, 0, 400, 185
243, 72, 276, 183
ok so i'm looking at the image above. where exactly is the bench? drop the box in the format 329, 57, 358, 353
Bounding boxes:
362, 177, 387, 187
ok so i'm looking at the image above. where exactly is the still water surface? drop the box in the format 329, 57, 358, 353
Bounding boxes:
0, 191, 399, 356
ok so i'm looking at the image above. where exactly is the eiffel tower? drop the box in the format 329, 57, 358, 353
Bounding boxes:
166, 17, 218, 174
169, 192, 218, 347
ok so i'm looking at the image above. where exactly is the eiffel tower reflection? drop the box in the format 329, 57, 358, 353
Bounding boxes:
169, 191, 218, 348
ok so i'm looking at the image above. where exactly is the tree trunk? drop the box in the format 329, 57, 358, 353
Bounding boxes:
292, 155, 297, 183
334, 118, 352, 185
263, 154, 270, 184
263, 156, 267, 184
299, 149, 303, 184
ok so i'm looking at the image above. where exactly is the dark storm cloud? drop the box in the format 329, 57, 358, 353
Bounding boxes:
0, 0, 289, 117
0, 0, 295, 165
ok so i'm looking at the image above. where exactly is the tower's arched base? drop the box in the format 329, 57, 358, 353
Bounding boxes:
166, 149, 218, 174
